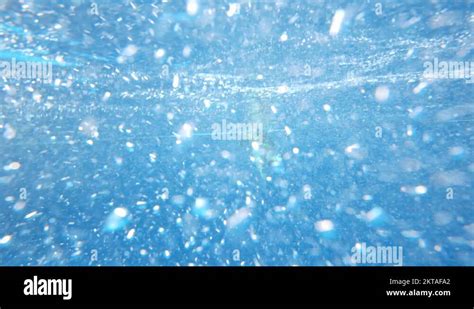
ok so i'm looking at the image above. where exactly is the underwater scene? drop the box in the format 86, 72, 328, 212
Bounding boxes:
0, 0, 473, 266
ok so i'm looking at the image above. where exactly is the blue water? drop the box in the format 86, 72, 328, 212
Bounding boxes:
0, 0, 473, 266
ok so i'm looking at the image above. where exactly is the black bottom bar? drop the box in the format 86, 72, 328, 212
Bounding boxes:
0, 267, 472, 307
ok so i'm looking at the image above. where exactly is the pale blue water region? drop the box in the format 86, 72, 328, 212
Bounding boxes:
0, 0, 473, 265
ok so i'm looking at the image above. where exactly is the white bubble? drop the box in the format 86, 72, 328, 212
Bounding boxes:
115, 156, 123, 165
329, 10, 345, 36
413, 82, 428, 94
227, 208, 251, 229
449, 146, 463, 156
365, 207, 383, 222
4, 161, 21, 171
277, 85, 289, 94
25, 211, 39, 219
315, 220, 334, 232
172, 74, 180, 88
183, 46, 192, 57
362, 194, 373, 201
180, 123, 193, 138
102, 91, 111, 101
149, 152, 157, 163
226, 3, 240, 17
401, 230, 420, 238
114, 207, 128, 218
345, 143, 360, 154
0, 235, 12, 245
13, 200, 26, 211
105, 207, 129, 232
375, 86, 390, 102
122, 45, 138, 57
195, 197, 208, 209
154, 48, 166, 59
251, 141, 260, 151
415, 185, 427, 194
126, 228, 135, 239
186, 0, 199, 16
